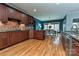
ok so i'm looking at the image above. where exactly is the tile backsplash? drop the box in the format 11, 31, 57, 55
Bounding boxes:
0, 21, 27, 31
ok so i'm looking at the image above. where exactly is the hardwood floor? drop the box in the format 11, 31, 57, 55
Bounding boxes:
0, 37, 66, 56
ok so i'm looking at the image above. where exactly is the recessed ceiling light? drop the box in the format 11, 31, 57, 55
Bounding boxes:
34, 9, 37, 12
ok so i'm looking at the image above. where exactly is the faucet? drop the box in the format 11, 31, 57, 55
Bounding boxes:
71, 24, 78, 34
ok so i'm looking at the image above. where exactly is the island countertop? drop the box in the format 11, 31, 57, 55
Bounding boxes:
61, 32, 79, 56
64, 32, 79, 42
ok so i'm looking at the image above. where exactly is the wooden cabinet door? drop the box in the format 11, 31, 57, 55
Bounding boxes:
22, 31, 29, 40
9, 32, 18, 45
7, 7, 21, 20
9, 31, 29, 45
28, 16, 35, 27
37, 31, 44, 40
21, 14, 29, 25
28, 16, 32, 24
72, 39, 79, 56
33, 30, 37, 39
25, 15, 29, 25
15, 11, 21, 20
27, 16, 31, 25
33, 30, 45, 40
61, 35, 66, 50
21, 14, 26, 23
25, 30, 29, 39
0, 4, 8, 22
7, 7, 16, 19
17, 31, 24, 42
0, 32, 9, 49
19, 31, 28, 41
0, 31, 29, 49
21, 31, 25, 41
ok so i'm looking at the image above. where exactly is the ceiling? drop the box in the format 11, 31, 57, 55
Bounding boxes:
7, 3, 79, 21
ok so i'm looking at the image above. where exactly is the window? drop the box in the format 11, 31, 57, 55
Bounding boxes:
44, 23, 48, 30
44, 23, 59, 32
54, 24, 59, 32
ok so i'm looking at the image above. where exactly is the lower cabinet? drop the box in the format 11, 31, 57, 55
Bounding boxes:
61, 34, 72, 56
0, 30, 44, 49
24, 31, 29, 40
61, 34, 79, 56
61, 35, 65, 50
33, 30, 45, 40
0, 30, 29, 49
9, 31, 20, 45
9, 31, 29, 45
72, 39, 79, 56
17, 31, 29, 42
0, 32, 9, 49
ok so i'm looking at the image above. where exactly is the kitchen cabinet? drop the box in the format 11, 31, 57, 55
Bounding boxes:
15, 11, 21, 20
0, 4, 36, 26
72, 38, 79, 56
61, 33, 79, 56
9, 30, 29, 45
7, 7, 29, 25
21, 14, 29, 25
0, 32, 9, 49
28, 16, 34, 24
0, 4, 34, 26
9, 31, 19, 45
61, 33, 72, 56
17, 31, 29, 42
29, 30, 34, 39
33, 30, 45, 40
0, 30, 45, 49
28, 16, 35, 29
0, 4, 8, 22
61, 35, 65, 50
25, 15, 29, 25
0, 30, 29, 49
29, 16, 34, 25
24, 30, 29, 39
7, 7, 21, 20
7, 7, 16, 19
14, 31, 24, 43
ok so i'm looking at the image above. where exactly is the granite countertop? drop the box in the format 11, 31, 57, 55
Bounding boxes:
70, 34, 79, 41
0, 30, 29, 33
64, 32, 79, 41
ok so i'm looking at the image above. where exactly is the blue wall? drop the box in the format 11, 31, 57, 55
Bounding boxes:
59, 15, 67, 32
34, 15, 66, 31
42, 15, 67, 32
35, 19, 43, 30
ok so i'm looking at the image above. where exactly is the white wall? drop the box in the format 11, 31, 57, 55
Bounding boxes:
65, 13, 73, 31
65, 11, 79, 31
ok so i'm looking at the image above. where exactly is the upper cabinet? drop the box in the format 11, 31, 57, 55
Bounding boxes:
0, 4, 8, 22
15, 11, 21, 20
26, 15, 29, 25
29, 16, 35, 26
0, 4, 35, 26
7, 7, 16, 19
28, 16, 34, 24
7, 7, 21, 20
21, 14, 29, 25
7, 7, 29, 25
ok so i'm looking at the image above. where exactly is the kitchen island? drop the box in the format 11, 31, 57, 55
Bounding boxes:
61, 32, 79, 56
